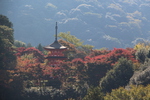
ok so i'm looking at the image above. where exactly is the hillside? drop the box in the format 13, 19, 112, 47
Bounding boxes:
1, 13, 150, 100
0, 0, 150, 49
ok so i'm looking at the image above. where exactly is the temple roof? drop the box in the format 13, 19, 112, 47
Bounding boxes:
44, 40, 67, 50
44, 22, 67, 50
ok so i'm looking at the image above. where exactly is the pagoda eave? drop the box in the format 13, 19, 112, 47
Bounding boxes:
44, 47, 67, 50
44, 40, 67, 50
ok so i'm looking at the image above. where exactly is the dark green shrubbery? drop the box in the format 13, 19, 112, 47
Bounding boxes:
100, 57, 134, 93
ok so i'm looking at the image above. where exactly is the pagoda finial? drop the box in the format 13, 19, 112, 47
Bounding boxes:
55, 22, 58, 41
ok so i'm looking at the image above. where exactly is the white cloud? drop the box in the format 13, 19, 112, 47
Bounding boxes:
84, 12, 102, 18
103, 35, 121, 44
127, 11, 142, 18
25, 5, 33, 9
70, 4, 93, 14
76, 4, 93, 9
44, 18, 51, 21
56, 12, 66, 16
87, 39, 92, 42
106, 25, 117, 28
126, 13, 142, 29
25, 5, 31, 7
70, 8, 81, 14
121, 0, 138, 5
45, 3, 57, 9
139, 3, 150, 7
132, 38, 150, 45
112, 14, 121, 17
62, 18, 78, 24
108, 3, 123, 12
105, 12, 116, 21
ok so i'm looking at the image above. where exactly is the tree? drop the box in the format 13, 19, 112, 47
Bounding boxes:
0, 14, 17, 99
134, 42, 150, 63
100, 57, 134, 93
135, 48, 150, 63
15, 53, 43, 80
58, 32, 83, 47
14, 40, 26, 47
58, 39, 86, 60
85, 48, 136, 87
0, 14, 13, 28
58, 32, 94, 54
36, 43, 44, 52
0, 15, 16, 69
15, 47, 44, 62
82, 86, 104, 100
27, 43, 32, 48
104, 85, 150, 100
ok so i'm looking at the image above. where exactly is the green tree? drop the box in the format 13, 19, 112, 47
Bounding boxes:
58, 32, 94, 53
100, 57, 134, 93
0, 14, 13, 28
135, 48, 149, 63
58, 32, 83, 47
104, 85, 150, 100
83, 86, 104, 100
36, 43, 44, 52
14, 40, 26, 47
0, 14, 17, 99
0, 16, 16, 69
27, 43, 32, 48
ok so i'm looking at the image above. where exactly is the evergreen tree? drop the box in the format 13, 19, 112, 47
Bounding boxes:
0, 15, 16, 69
37, 43, 44, 52
0, 14, 13, 28
0, 14, 17, 100
100, 57, 134, 93
27, 43, 32, 48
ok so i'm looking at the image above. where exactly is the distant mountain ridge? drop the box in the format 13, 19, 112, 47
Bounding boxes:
0, 0, 150, 49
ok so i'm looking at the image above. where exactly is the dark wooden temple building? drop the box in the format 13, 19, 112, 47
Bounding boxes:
44, 22, 67, 66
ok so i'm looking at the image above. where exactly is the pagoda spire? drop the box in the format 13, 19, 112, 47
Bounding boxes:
55, 22, 58, 41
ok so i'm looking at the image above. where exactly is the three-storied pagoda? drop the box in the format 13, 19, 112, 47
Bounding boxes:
44, 22, 67, 66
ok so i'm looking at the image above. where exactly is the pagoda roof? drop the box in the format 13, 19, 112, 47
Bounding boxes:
44, 22, 67, 50
44, 40, 67, 50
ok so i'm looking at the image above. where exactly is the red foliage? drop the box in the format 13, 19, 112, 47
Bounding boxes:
84, 48, 138, 86
89, 49, 110, 57
15, 56, 42, 79
85, 48, 137, 66
15, 47, 44, 62
15, 47, 26, 56
72, 58, 85, 65
13, 46, 138, 87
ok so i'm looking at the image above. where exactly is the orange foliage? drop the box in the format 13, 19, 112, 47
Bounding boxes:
15, 54, 42, 78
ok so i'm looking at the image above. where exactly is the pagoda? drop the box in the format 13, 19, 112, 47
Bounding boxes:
44, 22, 67, 67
